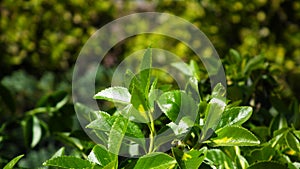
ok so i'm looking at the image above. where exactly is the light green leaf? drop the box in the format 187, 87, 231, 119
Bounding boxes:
94, 87, 131, 104
157, 91, 197, 122
21, 115, 42, 148
148, 78, 161, 109
171, 62, 193, 76
189, 60, 201, 81
50, 147, 65, 159
88, 145, 114, 166
167, 116, 194, 135
31, 115, 42, 148
86, 112, 113, 132
108, 114, 129, 159
87, 109, 144, 141
210, 126, 260, 146
43, 156, 95, 168
201, 86, 226, 141
229, 48, 241, 63
205, 149, 236, 169
247, 161, 288, 169
285, 131, 300, 152
3, 154, 24, 169
217, 106, 252, 129
133, 152, 176, 169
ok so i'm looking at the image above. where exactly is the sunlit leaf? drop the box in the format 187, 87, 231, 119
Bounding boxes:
94, 87, 131, 104
133, 152, 176, 169
3, 154, 24, 169
217, 106, 252, 129
210, 126, 260, 146
43, 156, 95, 168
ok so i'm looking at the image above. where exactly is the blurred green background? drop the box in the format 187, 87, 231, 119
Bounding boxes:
0, 0, 299, 168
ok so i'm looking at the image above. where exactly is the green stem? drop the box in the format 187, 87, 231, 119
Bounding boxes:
147, 110, 155, 153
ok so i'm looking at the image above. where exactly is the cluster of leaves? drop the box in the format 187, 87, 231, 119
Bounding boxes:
3, 49, 296, 169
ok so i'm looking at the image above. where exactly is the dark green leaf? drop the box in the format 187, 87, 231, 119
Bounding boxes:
210, 126, 260, 146
246, 145, 276, 163
133, 152, 176, 169
3, 154, 24, 169
130, 84, 149, 118
172, 147, 207, 169
285, 131, 300, 152
247, 161, 288, 169
139, 48, 152, 96
243, 54, 264, 75
0, 83, 15, 113
270, 114, 288, 136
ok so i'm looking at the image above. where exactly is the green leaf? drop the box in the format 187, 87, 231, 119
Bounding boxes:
171, 62, 193, 76
88, 145, 114, 166
189, 60, 201, 81
229, 48, 241, 63
139, 48, 152, 96
247, 161, 288, 169
148, 78, 161, 109
50, 147, 65, 159
210, 126, 260, 146
293, 130, 300, 140
285, 131, 300, 152
130, 84, 149, 118
205, 149, 236, 169
270, 114, 288, 136
87, 108, 144, 141
21, 115, 42, 148
31, 116, 42, 148
185, 77, 200, 103
217, 106, 252, 129
246, 145, 276, 163
3, 154, 24, 169
243, 54, 264, 75
0, 83, 15, 113
108, 114, 129, 159
86, 112, 113, 132
201, 85, 226, 141
167, 116, 194, 135
43, 156, 95, 168
157, 91, 197, 122
172, 147, 207, 169
133, 152, 176, 169
94, 87, 131, 104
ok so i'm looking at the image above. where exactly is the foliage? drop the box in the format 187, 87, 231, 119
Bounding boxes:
0, 0, 300, 169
